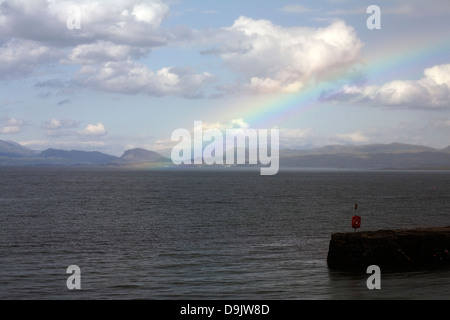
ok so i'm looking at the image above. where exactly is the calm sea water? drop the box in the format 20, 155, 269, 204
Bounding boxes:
0, 167, 449, 300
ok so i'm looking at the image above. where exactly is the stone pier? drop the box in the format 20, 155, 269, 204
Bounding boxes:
327, 226, 450, 271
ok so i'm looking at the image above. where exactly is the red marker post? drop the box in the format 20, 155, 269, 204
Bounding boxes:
352, 203, 361, 231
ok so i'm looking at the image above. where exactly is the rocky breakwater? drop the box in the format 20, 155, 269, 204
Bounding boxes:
327, 226, 450, 271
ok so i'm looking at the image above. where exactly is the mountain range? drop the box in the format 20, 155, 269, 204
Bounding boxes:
0, 140, 449, 170
0, 140, 171, 167
280, 143, 450, 170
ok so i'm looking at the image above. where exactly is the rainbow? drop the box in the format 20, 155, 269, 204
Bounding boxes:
143, 35, 450, 170
220, 37, 450, 130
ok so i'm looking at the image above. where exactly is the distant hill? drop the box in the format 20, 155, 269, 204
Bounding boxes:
440, 145, 450, 153
0, 141, 170, 167
111, 148, 171, 165
0, 140, 449, 169
281, 143, 450, 170
286, 143, 438, 156
0, 140, 37, 157
39, 148, 118, 165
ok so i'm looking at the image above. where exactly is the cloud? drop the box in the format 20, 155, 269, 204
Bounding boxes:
42, 118, 79, 136
0, 0, 170, 46
194, 119, 251, 132
0, 0, 169, 82
61, 40, 150, 65
205, 17, 363, 94
35, 79, 69, 88
19, 139, 107, 150
322, 64, 450, 109
1, 126, 21, 134
0, 3, 364, 98
0, 39, 63, 79
42, 118, 78, 129
182, 121, 315, 149
1, 118, 24, 134
0, 2, 362, 98
57, 99, 71, 106
82, 122, 107, 136
130, 2, 168, 26
333, 131, 370, 143
42, 118, 64, 130
279, 5, 311, 14
76, 61, 214, 97
229, 118, 250, 129
42, 119, 108, 137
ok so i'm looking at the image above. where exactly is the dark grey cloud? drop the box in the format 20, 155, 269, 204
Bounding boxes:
57, 99, 71, 106
0, 39, 64, 80
0, 0, 170, 47
35, 79, 68, 88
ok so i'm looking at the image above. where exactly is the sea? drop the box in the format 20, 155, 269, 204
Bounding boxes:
0, 167, 449, 300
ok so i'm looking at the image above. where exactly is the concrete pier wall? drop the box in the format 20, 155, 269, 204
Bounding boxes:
327, 226, 450, 270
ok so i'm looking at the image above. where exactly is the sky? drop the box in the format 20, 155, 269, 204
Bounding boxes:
0, 0, 449, 156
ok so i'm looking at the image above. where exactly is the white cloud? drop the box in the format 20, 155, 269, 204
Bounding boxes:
1, 118, 24, 134
423, 64, 450, 86
182, 122, 315, 149
1, 126, 21, 134
42, 118, 80, 136
174, 120, 313, 148
76, 60, 214, 97
229, 119, 250, 129
0, 3, 363, 98
0, 1, 215, 97
131, 2, 168, 26
82, 122, 107, 136
40, 119, 107, 137
194, 119, 251, 132
43, 118, 63, 130
333, 131, 369, 143
207, 17, 363, 94
0, 0, 170, 81
325, 64, 450, 109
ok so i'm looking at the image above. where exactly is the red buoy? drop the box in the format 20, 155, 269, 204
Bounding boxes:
352, 215, 361, 229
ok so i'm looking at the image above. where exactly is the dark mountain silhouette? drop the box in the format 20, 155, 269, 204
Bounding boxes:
39, 148, 118, 165
0, 140, 37, 157
281, 143, 450, 169
111, 148, 171, 165
285, 143, 437, 155
0, 140, 449, 169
